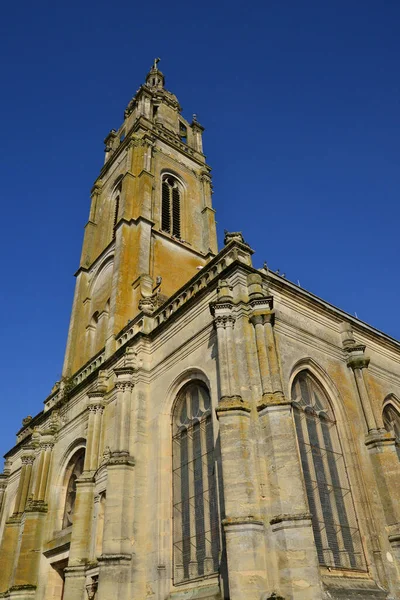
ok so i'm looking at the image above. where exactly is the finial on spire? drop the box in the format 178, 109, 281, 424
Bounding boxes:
153, 57, 161, 70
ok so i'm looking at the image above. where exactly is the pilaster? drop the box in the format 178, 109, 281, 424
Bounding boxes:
248, 279, 321, 599
212, 281, 268, 600
342, 324, 400, 570
97, 362, 135, 600
0, 449, 36, 594
258, 403, 322, 600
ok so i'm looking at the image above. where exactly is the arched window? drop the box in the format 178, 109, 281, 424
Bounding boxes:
291, 371, 365, 570
383, 403, 400, 461
62, 449, 85, 529
161, 175, 181, 238
172, 382, 220, 583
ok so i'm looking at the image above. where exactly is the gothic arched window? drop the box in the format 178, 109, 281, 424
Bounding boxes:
291, 371, 365, 570
383, 403, 400, 461
62, 449, 85, 529
172, 382, 220, 583
161, 175, 181, 238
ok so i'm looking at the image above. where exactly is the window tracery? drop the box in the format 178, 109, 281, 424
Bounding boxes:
172, 382, 220, 583
162, 175, 181, 238
291, 371, 365, 570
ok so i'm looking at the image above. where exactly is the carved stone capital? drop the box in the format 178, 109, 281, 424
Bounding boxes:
216, 395, 251, 415
115, 380, 134, 391
257, 392, 288, 411
87, 402, 104, 413
108, 452, 135, 467
114, 366, 135, 391
214, 314, 235, 329
21, 454, 35, 466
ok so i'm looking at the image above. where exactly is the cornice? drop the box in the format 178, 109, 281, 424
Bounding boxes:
265, 272, 400, 356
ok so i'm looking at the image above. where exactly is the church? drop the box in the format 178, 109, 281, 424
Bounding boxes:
0, 60, 399, 600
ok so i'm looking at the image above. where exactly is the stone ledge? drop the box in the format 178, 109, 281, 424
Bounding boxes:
216, 396, 251, 414
167, 582, 220, 600
108, 452, 135, 467
270, 512, 312, 526
98, 553, 132, 565
322, 575, 387, 599
222, 516, 264, 528
365, 430, 396, 450
257, 392, 289, 411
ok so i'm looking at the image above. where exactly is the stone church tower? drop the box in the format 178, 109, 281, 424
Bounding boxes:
0, 62, 399, 600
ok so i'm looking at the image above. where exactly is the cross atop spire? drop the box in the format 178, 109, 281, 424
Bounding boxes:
146, 57, 164, 88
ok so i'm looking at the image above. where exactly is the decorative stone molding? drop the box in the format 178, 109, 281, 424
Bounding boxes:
365, 429, 396, 449
24, 499, 47, 513
345, 344, 370, 370
222, 516, 263, 527
97, 553, 132, 564
20, 454, 35, 466
108, 452, 135, 467
213, 314, 235, 329
114, 366, 135, 391
270, 512, 312, 526
216, 395, 250, 414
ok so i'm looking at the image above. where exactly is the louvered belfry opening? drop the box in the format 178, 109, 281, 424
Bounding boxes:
383, 404, 400, 461
172, 382, 220, 584
292, 371, 366, 571
162, 175, 181, 237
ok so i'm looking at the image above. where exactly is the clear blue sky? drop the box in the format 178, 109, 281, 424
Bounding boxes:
0, 1, 399, 460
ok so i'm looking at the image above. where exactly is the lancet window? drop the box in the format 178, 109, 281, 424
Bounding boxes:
161, 175, 181, 238
172, 382, 220, 583
383, 403, 400, 460
111, 183, 121, 240
62, 449, 85, 529
291, 371, 365, 570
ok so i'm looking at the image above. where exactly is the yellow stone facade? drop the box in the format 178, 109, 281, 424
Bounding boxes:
0, 62, 399, 600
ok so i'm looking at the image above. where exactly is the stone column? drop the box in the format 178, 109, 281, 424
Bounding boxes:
97, 366, 135, 600
211, 289, 268, 600
345, 342, 400, 567
64, 392, 105, 600
0, 449, 35, 594
250, 292, 321, 599
0, 474, 7, 522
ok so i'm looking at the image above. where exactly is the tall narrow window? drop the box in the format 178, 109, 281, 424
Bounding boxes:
112, 195, 119, 239
292, 371, 365, 570
383, 403, 400, 461
172, 382, 220, 583
161, 175, 181, 238
62, 449, 85, 529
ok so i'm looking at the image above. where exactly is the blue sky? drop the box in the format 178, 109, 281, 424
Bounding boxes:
0, 1, 399, 460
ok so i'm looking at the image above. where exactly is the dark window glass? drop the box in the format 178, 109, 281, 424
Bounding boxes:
172, 383, 220, 583
292, 372, 366, 570
161, 176, 181, 237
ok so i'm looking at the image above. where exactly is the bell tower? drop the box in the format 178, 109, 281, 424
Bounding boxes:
63, 60, 217, 376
